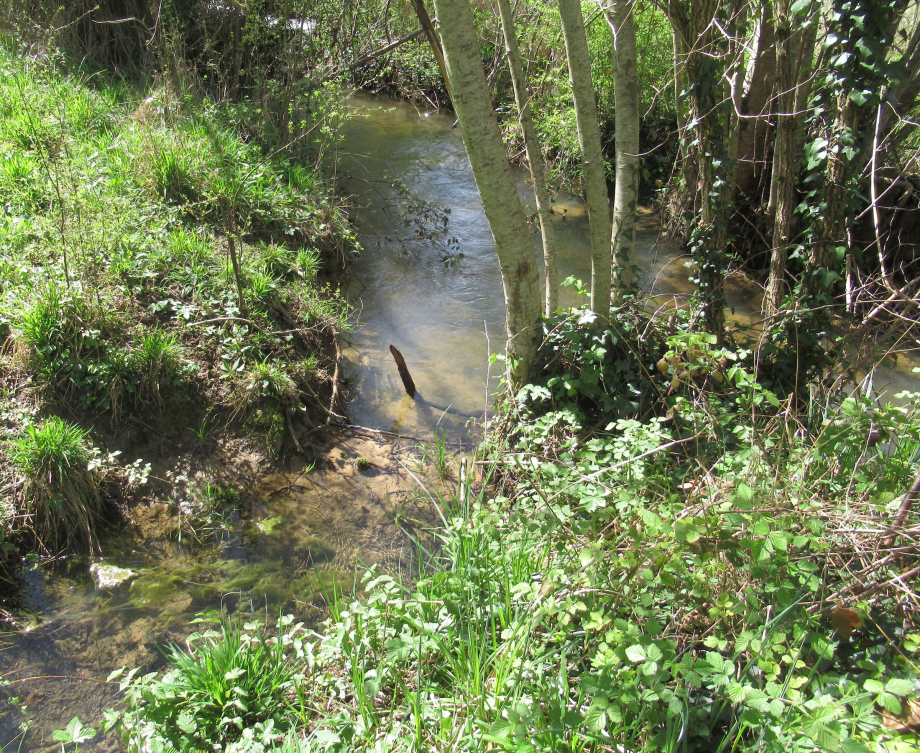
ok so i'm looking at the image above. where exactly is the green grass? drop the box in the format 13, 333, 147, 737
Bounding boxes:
120, 613, 310, 752
9, 416, 104, 551
0, 38, 355, 556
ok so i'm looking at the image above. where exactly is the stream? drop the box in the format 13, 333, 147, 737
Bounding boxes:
1, 93, 918, 751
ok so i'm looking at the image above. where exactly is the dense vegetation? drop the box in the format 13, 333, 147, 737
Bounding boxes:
0, 36, 353, 561
2, 0, 920, 751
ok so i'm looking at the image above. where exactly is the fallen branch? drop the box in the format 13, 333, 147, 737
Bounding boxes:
285, 410, 308, 459
344, 424, 464, 445
347, 29, 426, 70
813, 563, 920, 617
389, 344, 417, 397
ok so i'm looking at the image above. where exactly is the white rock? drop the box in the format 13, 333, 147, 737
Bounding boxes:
90, 562, 136, 589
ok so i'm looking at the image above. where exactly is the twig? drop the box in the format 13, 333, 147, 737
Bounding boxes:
184, 316, 258, 329
885, 466, 920, 548
326, 337, 342, 427
812, 564, 920, 616
344, 424, 464, 445
285, 411, 308, 459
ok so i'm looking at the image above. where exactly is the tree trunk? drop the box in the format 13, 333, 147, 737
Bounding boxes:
430, 0, 541, 369
668, 0, 729, 341
409, 0, 454, 104
733, 0, 776, 196
558, 0, 612, 317
604, 0, 639, 295
763, 0, 797, 317
496, 0, 559, 316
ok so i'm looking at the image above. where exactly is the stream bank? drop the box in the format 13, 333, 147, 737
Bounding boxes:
2, 91, 919, 751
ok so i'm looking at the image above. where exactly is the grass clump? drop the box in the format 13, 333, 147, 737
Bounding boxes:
120, 613, 309, 752
9, 416, 105, 551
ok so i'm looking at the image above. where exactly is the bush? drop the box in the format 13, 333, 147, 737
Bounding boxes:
9, 416, 104, 551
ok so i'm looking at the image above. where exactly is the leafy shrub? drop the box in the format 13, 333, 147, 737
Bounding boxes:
9, 416, 104, 551
509, 304, 666, 450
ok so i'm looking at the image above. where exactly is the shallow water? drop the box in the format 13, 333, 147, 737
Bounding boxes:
338, 95, 782, 440
2, 93, 918, 751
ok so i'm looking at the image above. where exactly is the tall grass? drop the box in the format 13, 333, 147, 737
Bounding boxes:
9, 416, 104, 551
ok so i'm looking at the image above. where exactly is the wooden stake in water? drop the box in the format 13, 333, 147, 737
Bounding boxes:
389, 345, 416, 398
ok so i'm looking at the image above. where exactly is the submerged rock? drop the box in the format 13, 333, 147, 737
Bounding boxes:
90, 561, 136, 589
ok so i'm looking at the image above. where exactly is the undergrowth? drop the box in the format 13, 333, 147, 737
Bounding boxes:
109, 307, 920, 752
0, 39, 356, 557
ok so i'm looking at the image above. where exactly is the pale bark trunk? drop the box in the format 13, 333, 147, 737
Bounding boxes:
430, 0, 541, 368
410, 0, 454, 104
496, 0, 559, 316
604, 0, 639, 295
558, 0, 612, 317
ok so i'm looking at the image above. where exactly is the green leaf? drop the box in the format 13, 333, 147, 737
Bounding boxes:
675, 520, 701, 544
882, 692, 903, 715
728, 682, 746, 703
791, 0, 811, 15
863, 678, 885, 694
885, 678, 915, 696
625, 645, 646, 663
312, 729, 342, 748
807, 720, 840, 751
840, 741, 873, 753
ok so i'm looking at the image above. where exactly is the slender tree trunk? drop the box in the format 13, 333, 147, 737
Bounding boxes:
672, 25, 696, 236
734, 0, 777, 195
409, 0, 454, 104
558, 0, 612, 317
604, 0, 639, 295
807, 93, 857, 301
496, 0, 559, 316
668, 0, 729, 341
764, 0, 797, 317
430, 0, 541, 369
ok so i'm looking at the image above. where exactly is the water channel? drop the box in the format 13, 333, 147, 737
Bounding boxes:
1, 93, 918, 751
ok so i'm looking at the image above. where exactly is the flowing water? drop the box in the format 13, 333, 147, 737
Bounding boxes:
2, 93, 918, 751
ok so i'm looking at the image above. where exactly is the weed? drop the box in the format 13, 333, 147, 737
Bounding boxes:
9, 416, 104, 552
230, 361, 299, 420
134, 330, 188, 406
187, 411, 219, 450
